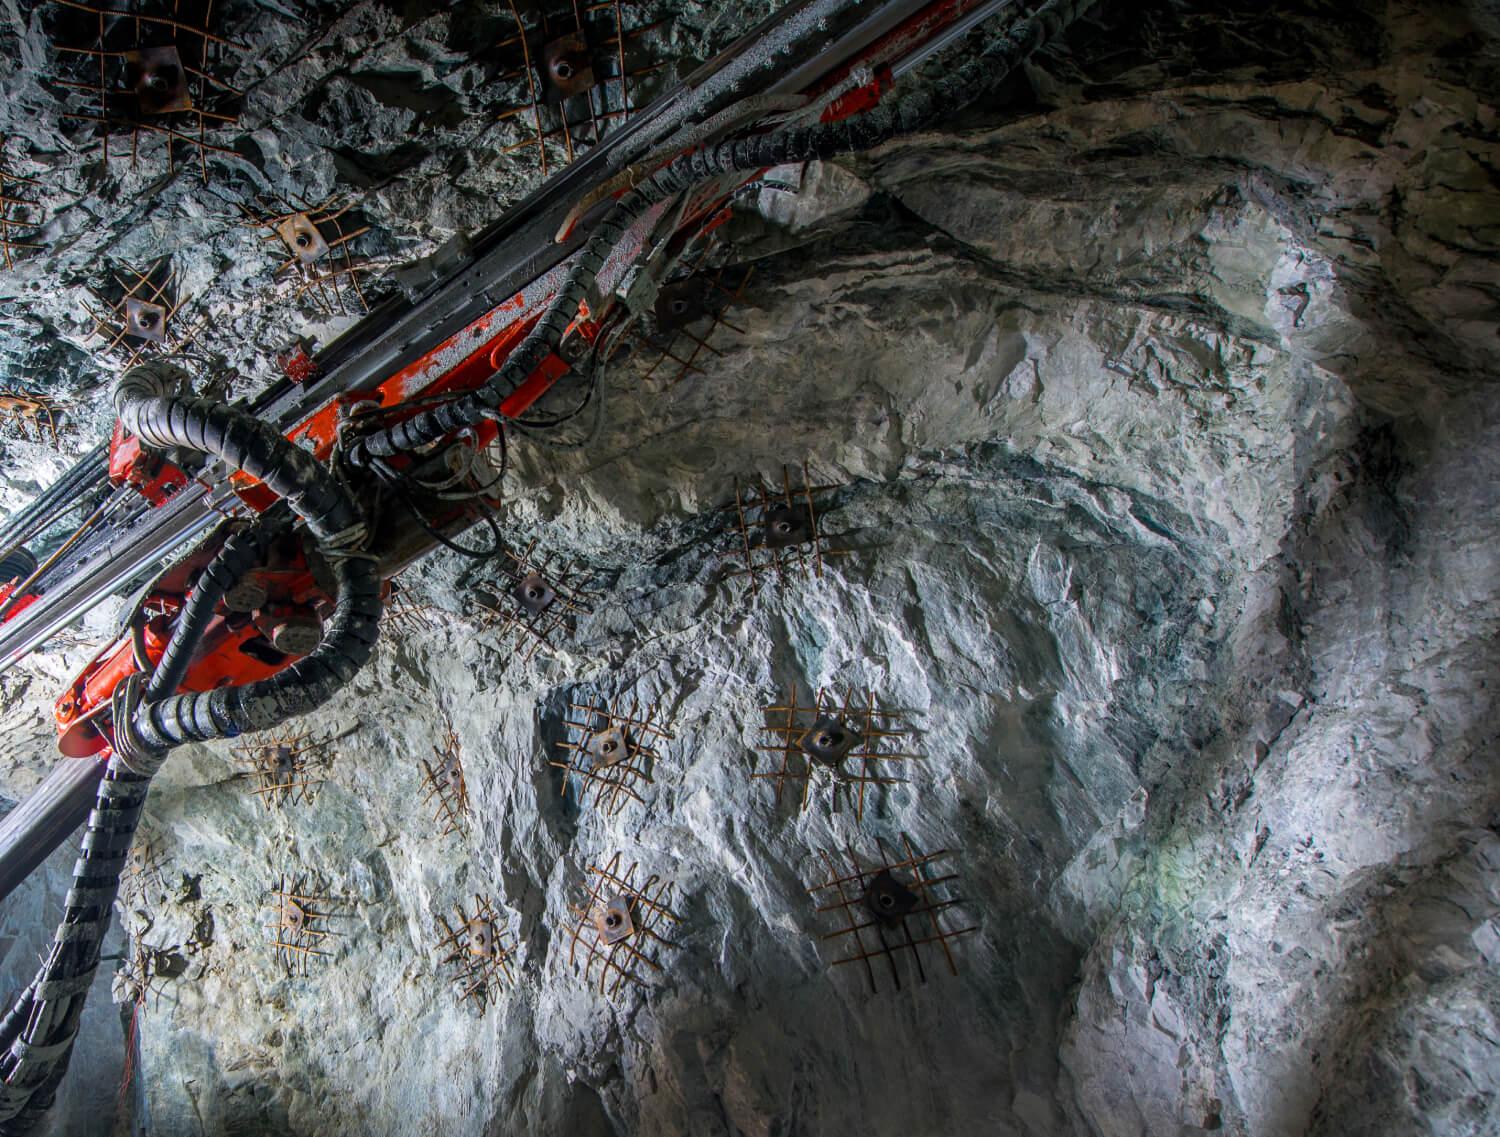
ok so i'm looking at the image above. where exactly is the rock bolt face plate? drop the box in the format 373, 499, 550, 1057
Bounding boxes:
594, 896, 634, 944
284, 898, 308, 932
443, 756, 464, 790
762, 503, 812, 549
863, 869, 918, 927
276, 213, 329, 265
124, 46, 191, 115
588, 725, 630, 767
272, 745, 297, 784
124, 297, 168, 344
512, 572, 556, 616
543, 33, 594, 98
798, 716, 862, 768
653, 280, 709, 331
468, 917, 500, 958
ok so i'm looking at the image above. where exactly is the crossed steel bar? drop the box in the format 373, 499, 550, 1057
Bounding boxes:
419, 717, 469, 837
495, 0, 666, 176
434, 893, 515, 1014
566, 851, 678, 996
241, 196, 373, 317
727, 461, 848, 592
49, 0, 247, 182
756, 686, 922, 821
233, 730, 330, 811
0, 149, 44, 271
264, 873, 342, 977
82, 260, 206, 370
468, 538, 596, 661
808, 835, 977, 994
550, 696, 672, 816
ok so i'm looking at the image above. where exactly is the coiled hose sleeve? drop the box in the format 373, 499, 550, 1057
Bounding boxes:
0, 762, 151, 1133
113, 372, 383, 747
354, 0, 1097, 462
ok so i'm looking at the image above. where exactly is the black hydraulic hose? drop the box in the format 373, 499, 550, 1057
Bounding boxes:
352, 0, 1095, 464
145, 510, 291, 702
0, 762, 150, 1134
112, 369, 383, 747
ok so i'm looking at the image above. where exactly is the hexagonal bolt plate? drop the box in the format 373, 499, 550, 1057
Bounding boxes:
798, 716, 862, 768
275, 213, 330, 265
543, 33, 595, 98
512, 572, 556, 616
124, 297, 168, 344
761, 503, 812, 549
587, 725, 630, 768
124, 46, 192, 115
283, 898, 308, 931
654, 280, 709, 331
594, 895, 634, 944
863, 869, 918, 928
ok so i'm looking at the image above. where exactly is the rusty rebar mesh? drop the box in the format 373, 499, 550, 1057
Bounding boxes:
0, 388, 64, 446
566, 851, 679, 996
724, 461, 849, 592
240, 195, 374, 317
46, 0, 247, 182
434, 893, 515, 1014
468, 538, 597, 661
114, 941, 187, 1011
493, 0, 668, 176
550, 696, 673, 817
634, 239, 756, 389
264, 873, 343, 978
82, 258, 207, 370
807, 835, 978, 995
119, 837, 166, 907
0, 143, 44, 271
383, 578, 444, 638
233, 730, 332, 811
755, 687, 923, 822
420, 717, 469, 837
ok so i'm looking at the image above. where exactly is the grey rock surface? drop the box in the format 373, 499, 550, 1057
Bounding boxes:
0, 1, 1496, 1136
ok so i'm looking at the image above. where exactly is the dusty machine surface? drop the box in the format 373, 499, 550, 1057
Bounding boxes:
0, 0, 1496, 1134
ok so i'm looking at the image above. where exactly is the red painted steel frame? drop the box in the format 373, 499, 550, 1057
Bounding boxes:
55, 0, 994, 756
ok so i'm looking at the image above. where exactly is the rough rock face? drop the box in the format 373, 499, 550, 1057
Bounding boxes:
0, 1, 1497, 1136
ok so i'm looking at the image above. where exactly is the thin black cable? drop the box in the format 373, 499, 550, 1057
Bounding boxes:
371, 461, 505, 560
351, 0, 1094, 465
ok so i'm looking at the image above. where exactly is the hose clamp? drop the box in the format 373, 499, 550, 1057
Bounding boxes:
110, 672, 169, 778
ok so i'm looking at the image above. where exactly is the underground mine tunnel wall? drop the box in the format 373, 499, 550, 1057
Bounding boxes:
0, 0, 1496, 1135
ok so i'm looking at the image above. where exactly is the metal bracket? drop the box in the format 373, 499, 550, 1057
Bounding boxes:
124, 47, 192, 116
594, 895, 634, 944
798, 715, 862, 768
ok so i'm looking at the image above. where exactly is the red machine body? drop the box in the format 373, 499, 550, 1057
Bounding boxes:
62, 304, 599, 753
51, 0, 991, 758
108, 420, 191, 506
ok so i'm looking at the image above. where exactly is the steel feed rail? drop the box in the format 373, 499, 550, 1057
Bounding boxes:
0, 0, 944, 677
